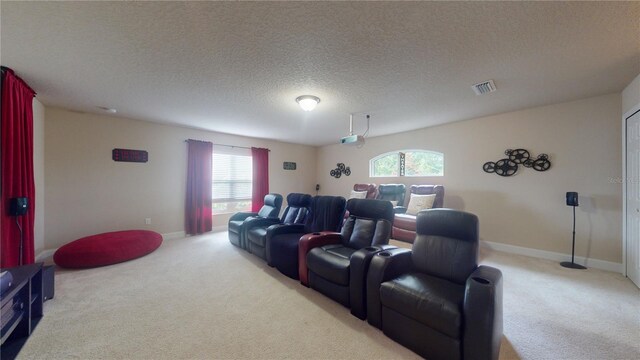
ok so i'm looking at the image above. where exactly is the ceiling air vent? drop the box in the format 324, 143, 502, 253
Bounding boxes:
471, 80, 497, 95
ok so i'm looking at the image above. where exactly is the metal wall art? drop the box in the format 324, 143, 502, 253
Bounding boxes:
483, 149, 551, 177
330, 163, 351, 178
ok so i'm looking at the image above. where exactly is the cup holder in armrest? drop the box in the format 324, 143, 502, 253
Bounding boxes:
312, 232, 321, 235
472, 277, 490, 285
378, 251, 391, 257
364, 247, 377, 252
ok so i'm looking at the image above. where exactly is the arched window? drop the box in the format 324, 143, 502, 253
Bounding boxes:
370, 150, 444, 177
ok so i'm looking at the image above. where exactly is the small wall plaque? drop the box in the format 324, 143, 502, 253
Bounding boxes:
112, 148, 148, 163
283, 161, 297, 170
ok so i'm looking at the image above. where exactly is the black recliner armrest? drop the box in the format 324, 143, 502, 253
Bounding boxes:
264, 224, 306, 265
265, 223, 306, 237
393, 206, 407, 214
463, 265, 503, 360
366, 248, 413, 328
349, 245, 398, 320
243, 217, 281, 230
229, 212, 258, 222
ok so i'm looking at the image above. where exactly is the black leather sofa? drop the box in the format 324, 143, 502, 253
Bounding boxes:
367, 209, 503, 360
228, 193, 283, 250
266, 196, 346, 279
300, 198, 395, 319
246, 193, 312, 261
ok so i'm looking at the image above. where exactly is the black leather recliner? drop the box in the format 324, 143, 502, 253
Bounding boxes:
367, 209, 503, 360
266, 196, 346, 279
376, 184, 406, 213
300, 199, 395, 319
228, 193, 283, 250
246, 193, 312, 261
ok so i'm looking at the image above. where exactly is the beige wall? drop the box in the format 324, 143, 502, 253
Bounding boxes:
44, 107, 317, 250
33, 99, 45, 254
622, 73, 640, 115
317, 93, 622, 263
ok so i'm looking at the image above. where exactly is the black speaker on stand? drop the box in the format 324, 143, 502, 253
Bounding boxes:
561, 192, 586, 270
9, 197, 28, 266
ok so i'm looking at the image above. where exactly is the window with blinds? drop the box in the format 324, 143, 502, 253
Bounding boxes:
212, 152, 252, 215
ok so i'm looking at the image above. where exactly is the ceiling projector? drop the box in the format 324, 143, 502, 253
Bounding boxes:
340, 134, 365, 146
340, 114, 369, 146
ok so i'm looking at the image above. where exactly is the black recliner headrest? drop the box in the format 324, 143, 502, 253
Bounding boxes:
286, 193, 312, 208
264, 194, 283, 208
378, 184, 405, 195
282, 193, 312, 225
416, 208, 477, 241
346, 198, 394, 223
413, 208, 479, 284
258, 193, 283, 218
306, 196, 347, 233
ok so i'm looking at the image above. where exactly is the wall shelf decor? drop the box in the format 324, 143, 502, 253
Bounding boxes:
112, 148, 148, 163
483, 149, 551, 177
330, 163, 351, 178
283, 162, 297, 170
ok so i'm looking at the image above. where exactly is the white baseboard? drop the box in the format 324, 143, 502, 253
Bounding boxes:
481, 240, 623, 273
162, 227, 226, 240
36, 248, 57, 262
161, 231, 186, 241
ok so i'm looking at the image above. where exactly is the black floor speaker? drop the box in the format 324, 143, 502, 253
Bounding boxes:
43, 265, 55, 302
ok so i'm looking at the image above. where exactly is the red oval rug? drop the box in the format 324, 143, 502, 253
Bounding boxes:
54, 230, 163, 268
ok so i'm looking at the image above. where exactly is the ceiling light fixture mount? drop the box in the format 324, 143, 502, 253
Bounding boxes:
295, 95, 320, 111
97, 106, 117, 114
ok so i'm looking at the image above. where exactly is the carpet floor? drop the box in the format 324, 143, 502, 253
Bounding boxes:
16, 231, 640, 360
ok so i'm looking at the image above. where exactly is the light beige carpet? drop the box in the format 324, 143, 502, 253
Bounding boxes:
16, 232, 640, 360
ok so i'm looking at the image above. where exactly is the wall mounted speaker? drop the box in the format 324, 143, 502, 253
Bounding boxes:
9, 197, 28, 216
566, 192, 579, 207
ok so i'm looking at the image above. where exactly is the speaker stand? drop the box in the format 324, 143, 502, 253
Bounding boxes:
560, 205, 586, 270
15, 216, 24, 266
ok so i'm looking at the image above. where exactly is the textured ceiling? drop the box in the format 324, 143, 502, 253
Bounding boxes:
1, 2, 639, 146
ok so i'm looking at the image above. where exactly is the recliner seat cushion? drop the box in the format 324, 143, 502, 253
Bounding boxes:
247, 227, 268, 246
380, 272, 464, 339
228, 220, 245, 233
307, 245, 355, 286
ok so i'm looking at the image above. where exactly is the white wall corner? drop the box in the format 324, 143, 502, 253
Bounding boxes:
35, 248, 57, 263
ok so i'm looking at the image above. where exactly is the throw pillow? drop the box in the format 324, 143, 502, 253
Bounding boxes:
350, 190, 368, 199
389, 200, 398, 207
406, 193, 437, 216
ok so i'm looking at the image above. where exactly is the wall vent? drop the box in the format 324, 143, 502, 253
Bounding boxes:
471, 80, 497, 95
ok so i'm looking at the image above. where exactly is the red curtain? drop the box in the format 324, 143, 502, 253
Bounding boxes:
185, 140, 213, 235
251, 147, 269, 212
1, 68, 36, 267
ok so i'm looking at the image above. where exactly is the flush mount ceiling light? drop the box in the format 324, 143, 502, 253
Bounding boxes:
295, 95, 320, 111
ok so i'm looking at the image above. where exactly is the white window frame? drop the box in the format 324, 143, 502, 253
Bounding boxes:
212, 146, 253, 215
369, 149, 444, 177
